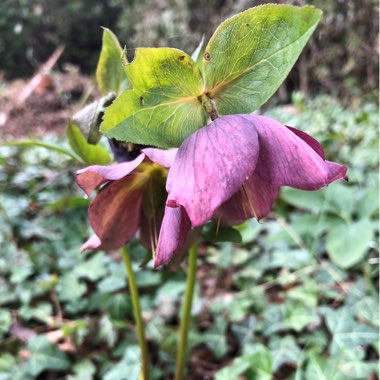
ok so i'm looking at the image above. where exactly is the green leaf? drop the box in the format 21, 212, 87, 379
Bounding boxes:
96, 28, 129, 95
203, 316, 228, 359
101, 48, 207, 148
125, 48, 203, 95
281, 187, 325, 212
66, 121, 111, 165
2, 141, 81, 162
203, 5, 322, 114
215, 345, 272, 380
269, 336, 301, 371
326, 219, 374, 268
305, 355, 346, 380
202, 222, 242, 244
0, 310, 11, 339
324, 307, 378, 355
27, 335, 70, 377
103, 346, 140, 380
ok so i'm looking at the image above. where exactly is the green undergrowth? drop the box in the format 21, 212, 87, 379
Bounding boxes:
0, 95, 378, 379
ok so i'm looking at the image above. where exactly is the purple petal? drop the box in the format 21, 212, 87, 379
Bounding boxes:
243, 115, 347, 190
88, 174, 143, 250
219, 173, 280, 224
154, 205, 191, 268
76, 153, 145, 197
142, 148, 178, 168
286, 126, 325, 159
166, 115, 260, 226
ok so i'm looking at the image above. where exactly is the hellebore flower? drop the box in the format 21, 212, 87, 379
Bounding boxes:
77, 148, 178, 253
154, 114, 347, 266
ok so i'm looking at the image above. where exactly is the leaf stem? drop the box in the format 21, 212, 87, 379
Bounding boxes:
175, 243, 199, 380
121, 246, 150, 380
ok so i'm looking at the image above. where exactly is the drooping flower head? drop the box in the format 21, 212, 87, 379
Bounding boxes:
154, 114, 347, 266
77, 114, 347, 269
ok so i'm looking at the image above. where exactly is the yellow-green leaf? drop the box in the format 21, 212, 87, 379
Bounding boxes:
66, 121, 111, 165
101, 88, 207, 148
96, 28, 129, 95
102, 48, 207, 147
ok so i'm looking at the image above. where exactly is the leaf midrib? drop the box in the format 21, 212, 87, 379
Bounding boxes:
207, 24, 315, 96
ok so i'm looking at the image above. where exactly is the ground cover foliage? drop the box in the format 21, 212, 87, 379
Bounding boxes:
0, 95, 378, 379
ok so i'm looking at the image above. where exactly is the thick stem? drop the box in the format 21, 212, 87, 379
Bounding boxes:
199, 93, 219, 121
121, 246, 150, 380
175, 243, 199, 380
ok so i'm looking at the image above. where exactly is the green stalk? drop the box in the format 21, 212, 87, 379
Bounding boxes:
175, 243, 199, 380
121, 246, 150, 380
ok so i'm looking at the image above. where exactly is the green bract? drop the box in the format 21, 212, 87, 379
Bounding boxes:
101, 5, 322, 148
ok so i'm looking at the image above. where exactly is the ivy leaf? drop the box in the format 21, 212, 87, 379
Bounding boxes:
203, 5, 322, 114
101, 48, 207, 148
96, 28, 129, 96
305, 355, 346, 380
66, 121, 111, 165
103, 346, 140, 380
27, 335, 70, 377
326, 219, 374, 268
324, 307, 379, 355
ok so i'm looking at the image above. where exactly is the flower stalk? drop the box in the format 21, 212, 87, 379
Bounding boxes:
175, 243, 199, 380
121, 246, 150, 380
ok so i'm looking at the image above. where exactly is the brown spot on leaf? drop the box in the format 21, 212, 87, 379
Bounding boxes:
178, 55, 185, 61
204, 52, 211, 61
139, 96, 144, 106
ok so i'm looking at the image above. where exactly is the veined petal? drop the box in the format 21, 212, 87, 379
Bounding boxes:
76, 153, 145, 197
88, 173, 143, 250
219, 173, 280, 224
142, 148, 178, 168
167, 115, 260, 226
154, 205, 191, 268
242, 115, 347, 190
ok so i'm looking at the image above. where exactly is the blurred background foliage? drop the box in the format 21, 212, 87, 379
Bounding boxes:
0, 0, 378, 379
0, 0, 378, 102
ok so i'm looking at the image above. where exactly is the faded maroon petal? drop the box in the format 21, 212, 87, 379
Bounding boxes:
166, 115, 260, 227
242, 115, 347, 190
88, 174, 143, 250
81, 234, 103, 252
142, 148, 178, 168
154, 205, 191, 268
76, 153, 145, 197
219, 173, 280, 224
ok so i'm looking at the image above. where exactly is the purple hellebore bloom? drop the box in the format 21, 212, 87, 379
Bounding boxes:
77, 148, 178, 253
154, 114, 347, 267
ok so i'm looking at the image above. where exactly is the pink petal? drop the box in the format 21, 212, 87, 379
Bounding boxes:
219, 173, 280, 224
142, 148, 178, 168
88, 174, 143, 250
243, 115, 347, 190
154, 205, 191, 268
81, 234, 103, 252
76, 153, 145, 197
166, 115, 260, 226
